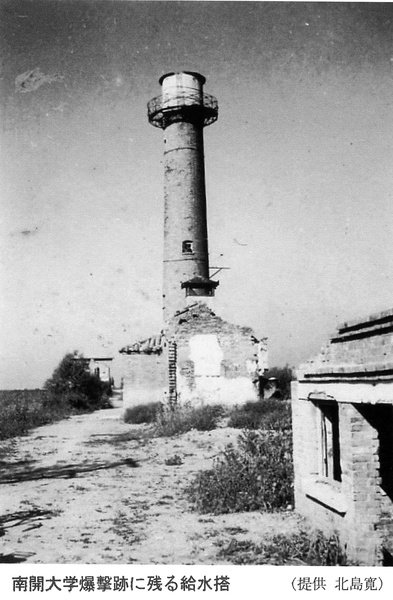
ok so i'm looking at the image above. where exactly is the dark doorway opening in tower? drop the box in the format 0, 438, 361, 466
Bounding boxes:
182, 240, 194, 254
185, 287, 214, 297
181, 276, 219, 298
357, 403, 393, 501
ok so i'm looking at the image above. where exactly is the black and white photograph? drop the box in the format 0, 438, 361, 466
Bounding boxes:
1, 0, 393, 586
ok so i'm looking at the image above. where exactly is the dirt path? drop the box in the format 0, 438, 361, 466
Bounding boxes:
0, 400, 302, 564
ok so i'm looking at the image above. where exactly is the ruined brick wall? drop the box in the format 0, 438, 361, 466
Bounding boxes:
298, 308, 393, 378
166, 303, 267, 405
345, 404, 382, 565
292, 308, 393, 565
292, 389, 382, 564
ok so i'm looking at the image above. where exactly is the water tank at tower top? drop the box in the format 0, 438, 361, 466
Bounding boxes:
160, 72, 204, 110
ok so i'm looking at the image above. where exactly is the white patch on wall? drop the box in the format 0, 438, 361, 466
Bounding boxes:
246, 358, 258, 374
189, 334, 223, 376
178, 333, 259, 406
178, 376, 258, 406
219, 377, 257, 405
257, 341, 269, 373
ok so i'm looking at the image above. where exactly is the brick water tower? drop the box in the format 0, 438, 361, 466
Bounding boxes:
147, 72, 219, 320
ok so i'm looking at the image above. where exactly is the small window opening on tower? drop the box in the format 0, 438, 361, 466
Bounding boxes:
182, 240, 194, 254
319, 401, 341, 482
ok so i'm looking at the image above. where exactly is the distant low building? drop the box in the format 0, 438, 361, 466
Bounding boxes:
120, 334, 166, 407
75, 356, 114, 384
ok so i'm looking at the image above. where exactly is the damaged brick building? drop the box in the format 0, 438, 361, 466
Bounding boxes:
120, 72, 267, 407
292, 308, 393, 565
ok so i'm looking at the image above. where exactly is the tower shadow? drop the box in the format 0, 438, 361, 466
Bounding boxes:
0, 508, 58, 563
0, 457, 138, 484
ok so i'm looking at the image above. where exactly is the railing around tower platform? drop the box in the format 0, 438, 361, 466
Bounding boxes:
147, 92, 218, 128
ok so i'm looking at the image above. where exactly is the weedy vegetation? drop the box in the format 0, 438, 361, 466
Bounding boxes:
187, 427, 293, 513
124, 402, 161, 425
123, 400, 227, 437
181, 394, 350, 565
186, 398, 293, 513
216, 529, 348, 565
0, 352, 112, 440
0, 389, 70, 440
227, 398, 291, 430
153, 403, 226, 437
164, 454, 183, 466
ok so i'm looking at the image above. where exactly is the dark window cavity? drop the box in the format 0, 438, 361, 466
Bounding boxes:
320, 401, 342, 482
182, 240, 194, 254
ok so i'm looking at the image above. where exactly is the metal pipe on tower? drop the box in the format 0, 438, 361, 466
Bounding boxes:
147, 72, 219, 320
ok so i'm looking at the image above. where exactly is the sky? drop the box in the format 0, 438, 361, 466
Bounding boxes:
1, 0, 393, 389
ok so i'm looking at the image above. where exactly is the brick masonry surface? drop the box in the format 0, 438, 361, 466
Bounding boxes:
166, 303, 267, 404
121, 353, 166, 408
292, 308, 393, 565
122, 302, 267, 408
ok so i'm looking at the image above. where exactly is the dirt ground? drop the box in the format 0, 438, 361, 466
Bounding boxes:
0, 396, 303, 564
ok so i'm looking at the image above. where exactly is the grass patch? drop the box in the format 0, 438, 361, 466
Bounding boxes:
85, 429, 153, 445
124, 402, 161, 425
0, 382, 113, 441
122, 401, 226, 437
0, 389, 73, 441
0, 352, 114, 440
216, 529, 348, 565
153, 403, 225, 437
227, 399, 291, 430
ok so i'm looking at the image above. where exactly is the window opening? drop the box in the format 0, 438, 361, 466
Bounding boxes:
182, 240, 194, 254
320, 402, 341, 482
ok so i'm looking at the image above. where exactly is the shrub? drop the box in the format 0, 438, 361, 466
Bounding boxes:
216, 529, 348, 565
264, 364, 294, 399
154, 403, 225, 437
124, 402, 161, 425
187, 426, 293, 514
165, 454, 183, 466
45, 352, 110, 411
227, 399, 291, 430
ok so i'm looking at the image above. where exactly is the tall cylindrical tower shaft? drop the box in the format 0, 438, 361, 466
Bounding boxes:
163, 111, 210, 302
148, 72, 218, 320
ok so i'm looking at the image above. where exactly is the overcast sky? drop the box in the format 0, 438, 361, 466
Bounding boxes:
1, 1, 393, 389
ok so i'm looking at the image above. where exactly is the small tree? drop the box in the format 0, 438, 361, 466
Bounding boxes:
265, 365, 294, 399
45, 352, 109, 410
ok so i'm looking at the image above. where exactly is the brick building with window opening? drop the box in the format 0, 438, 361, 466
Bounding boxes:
292, 308, 393, 565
